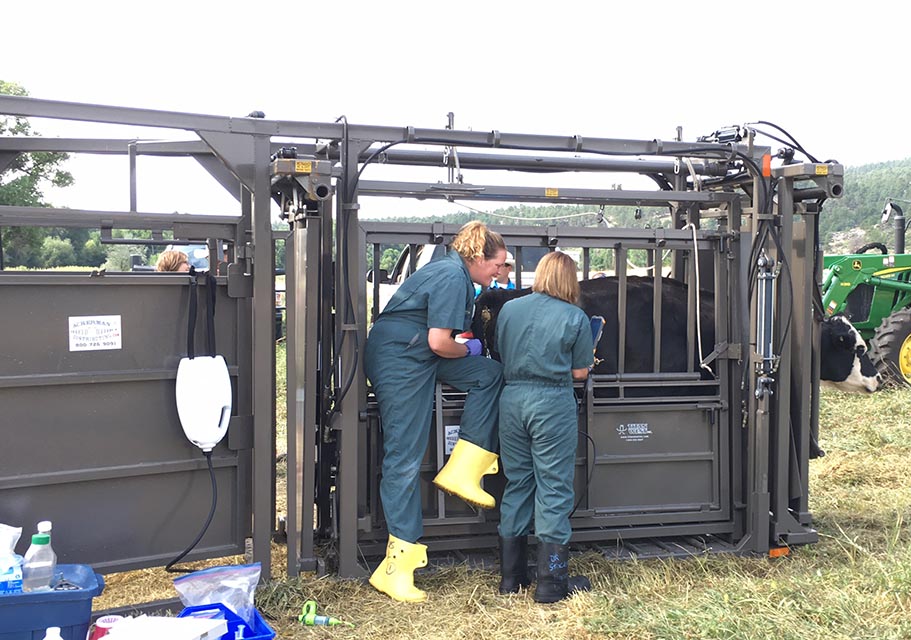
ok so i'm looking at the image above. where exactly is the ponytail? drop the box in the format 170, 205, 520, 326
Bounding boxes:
451, 221, 505, 262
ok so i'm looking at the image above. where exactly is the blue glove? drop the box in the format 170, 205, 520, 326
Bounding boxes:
465, 339, 483, 356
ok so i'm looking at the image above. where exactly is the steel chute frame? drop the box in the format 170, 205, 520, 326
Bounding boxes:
0, 96, 841, 585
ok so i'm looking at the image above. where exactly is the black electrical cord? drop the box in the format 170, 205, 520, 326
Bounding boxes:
569, 430, 597, 518
767, 223, 795, 354
166, 450, 217, 573
325, 136, 409, 425
745, 121, 820, 163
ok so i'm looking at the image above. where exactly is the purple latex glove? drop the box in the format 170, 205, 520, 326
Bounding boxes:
465, 338, 483, 356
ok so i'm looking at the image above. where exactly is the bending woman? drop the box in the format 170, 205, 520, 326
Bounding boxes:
365, 221, 507, 602
495, 251, 594, 603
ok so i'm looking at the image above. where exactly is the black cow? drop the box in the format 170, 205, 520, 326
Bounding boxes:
473, 277, 880, 459
474, 277, 714, 383
473, 276, 880, 393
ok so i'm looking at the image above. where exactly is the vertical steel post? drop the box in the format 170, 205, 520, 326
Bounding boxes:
251, 134, 274, 578
286, 210, 322, 575
337, 139, 370, 578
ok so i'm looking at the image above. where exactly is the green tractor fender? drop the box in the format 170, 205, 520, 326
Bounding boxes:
822, 250, 911, 385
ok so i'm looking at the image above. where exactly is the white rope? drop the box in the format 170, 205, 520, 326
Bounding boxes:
683, 223, 714, 376
684, 157, 702, 191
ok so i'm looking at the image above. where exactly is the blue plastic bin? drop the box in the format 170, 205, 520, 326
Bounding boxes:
0, 564, 105, 640
178, 602, 275, 640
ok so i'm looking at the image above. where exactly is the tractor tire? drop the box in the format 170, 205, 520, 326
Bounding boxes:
869, 308, 911, 386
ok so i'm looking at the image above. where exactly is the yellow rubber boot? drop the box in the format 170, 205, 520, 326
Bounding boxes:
369, 535, 429, 602
432, 439, 498, 509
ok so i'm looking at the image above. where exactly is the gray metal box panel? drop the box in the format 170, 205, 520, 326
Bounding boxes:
0, 274, 251, 572
363, 392, 727, 549
585, 405, 721, 513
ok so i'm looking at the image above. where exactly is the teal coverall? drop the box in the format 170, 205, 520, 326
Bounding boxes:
365, 251, 504, 543
495, 292, 593, 544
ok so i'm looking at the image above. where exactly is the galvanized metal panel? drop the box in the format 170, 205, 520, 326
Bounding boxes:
0, 274, 251, 572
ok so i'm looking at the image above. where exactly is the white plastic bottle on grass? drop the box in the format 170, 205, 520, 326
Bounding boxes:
21, 533, 56, 591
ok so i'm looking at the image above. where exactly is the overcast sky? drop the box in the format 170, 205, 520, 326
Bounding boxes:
4, 1, 909, 218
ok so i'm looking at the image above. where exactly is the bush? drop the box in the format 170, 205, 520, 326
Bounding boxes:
41, 236, 76, 267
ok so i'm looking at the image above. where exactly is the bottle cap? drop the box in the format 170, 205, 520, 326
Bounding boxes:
37, 521, 52, 533
31, 534, 50, 545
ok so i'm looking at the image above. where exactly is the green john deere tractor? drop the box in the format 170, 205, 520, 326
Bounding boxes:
822, 200, 911, 384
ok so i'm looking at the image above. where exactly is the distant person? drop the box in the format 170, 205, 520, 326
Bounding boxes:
156, 250, 190, 272
490, 251, 516, 290
495, 250, 594, 603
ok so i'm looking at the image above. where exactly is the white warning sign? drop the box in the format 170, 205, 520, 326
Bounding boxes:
444, 424, 461, 455
69, 315, 123, 352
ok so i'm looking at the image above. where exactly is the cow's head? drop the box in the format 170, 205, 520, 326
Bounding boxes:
820, 314, 881, 393
472, 287, 531, 360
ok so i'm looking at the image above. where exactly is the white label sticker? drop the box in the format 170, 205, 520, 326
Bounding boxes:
444, 424, 461, 455
68, 315, 123, 352
616, 422, 651, 442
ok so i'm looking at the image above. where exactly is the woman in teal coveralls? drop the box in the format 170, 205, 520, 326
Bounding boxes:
365, 221, 507, 602
495, 251, 594, 603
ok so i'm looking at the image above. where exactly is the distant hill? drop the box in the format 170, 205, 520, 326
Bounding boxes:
364, 158, 911, 256
818, 158, 911, 253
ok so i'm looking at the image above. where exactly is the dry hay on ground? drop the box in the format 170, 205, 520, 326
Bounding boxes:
92, 388, 911, 638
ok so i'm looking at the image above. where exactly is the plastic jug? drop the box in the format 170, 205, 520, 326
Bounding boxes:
21, 533, 56, 591
42, 627, 63, 640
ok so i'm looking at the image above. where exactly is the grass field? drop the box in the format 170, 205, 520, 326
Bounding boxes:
95, 352, 911, 639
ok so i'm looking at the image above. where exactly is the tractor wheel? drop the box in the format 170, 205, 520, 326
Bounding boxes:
869, 308, 911, 386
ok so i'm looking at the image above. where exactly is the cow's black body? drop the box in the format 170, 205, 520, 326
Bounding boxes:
473, 276, 714, 380
472, 277, 880, 460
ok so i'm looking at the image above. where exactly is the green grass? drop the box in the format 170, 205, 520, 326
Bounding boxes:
96, 358, 911, 638
254, 387, 911, 639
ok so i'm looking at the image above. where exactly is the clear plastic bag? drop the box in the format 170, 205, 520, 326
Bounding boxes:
0, 523, 23, 594
172, 563, 261, 625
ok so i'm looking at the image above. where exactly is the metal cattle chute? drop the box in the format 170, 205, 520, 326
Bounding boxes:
281, 119, 840, 577
0, 97, 841, 587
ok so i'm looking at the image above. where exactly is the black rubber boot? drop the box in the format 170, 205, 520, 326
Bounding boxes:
498, 535, 531, 594
533, 542, 591, 603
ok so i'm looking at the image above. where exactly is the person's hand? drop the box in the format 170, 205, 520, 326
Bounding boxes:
465, 338, 483, 356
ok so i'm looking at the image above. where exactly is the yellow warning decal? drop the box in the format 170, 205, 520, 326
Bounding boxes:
295, 160, 312, 173
545, 188, 559, 198
815, 165, 828, 175
852, 259, 862, 270
873, 266, 911, 277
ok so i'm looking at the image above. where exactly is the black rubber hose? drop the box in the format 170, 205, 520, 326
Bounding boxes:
166, 450, 217, 573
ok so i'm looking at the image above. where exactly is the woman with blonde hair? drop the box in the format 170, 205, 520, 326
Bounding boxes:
365, 221, 507, 602
494, 250, 593, 603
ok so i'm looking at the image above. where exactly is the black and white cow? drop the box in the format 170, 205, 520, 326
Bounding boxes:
819, 314, 881, 394
472, 276, 881, 393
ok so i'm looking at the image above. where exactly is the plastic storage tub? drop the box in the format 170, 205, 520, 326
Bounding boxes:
0, 564, 105, 640
178, 602, 276, 640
